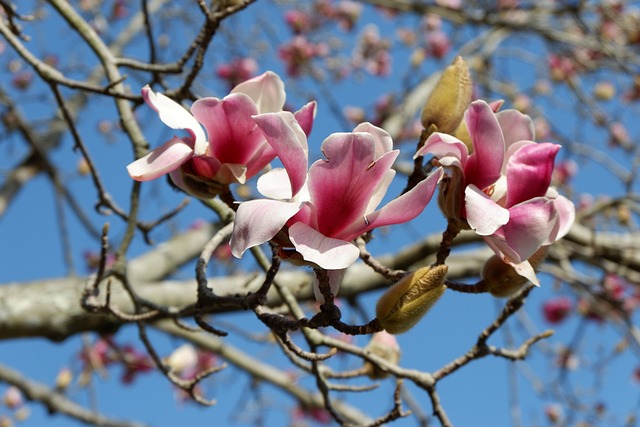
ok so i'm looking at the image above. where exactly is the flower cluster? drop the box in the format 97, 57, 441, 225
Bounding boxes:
129, 61, 575, 305
416, 99, 575, 285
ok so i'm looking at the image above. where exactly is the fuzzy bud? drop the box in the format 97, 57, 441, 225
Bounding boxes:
482, 247, 548, 298
55, 368, 73, 392
421, 56, 472, 134
376, 265, 448, 334
363, 331, 401, 379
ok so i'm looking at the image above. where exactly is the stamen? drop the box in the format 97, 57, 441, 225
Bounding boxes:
363, 215, 370, 226
366, 161, 376, 170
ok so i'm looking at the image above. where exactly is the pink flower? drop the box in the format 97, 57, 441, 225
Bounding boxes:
416, 100, 575, 284
543, 296, 573, 324
215, 57, 258, 89
127, 71, 316, 198
231, 114, 442, 298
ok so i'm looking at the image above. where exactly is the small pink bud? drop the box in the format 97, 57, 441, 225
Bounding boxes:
363, 331, 401, 379
543, 297, 573, 324
3, 386, 22, 409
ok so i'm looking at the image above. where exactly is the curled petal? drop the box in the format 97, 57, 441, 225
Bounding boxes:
353, 122, 394, 159
253, 112, 309, 197
288, 222, 360, 270
232, 71, 286, 113
414, 132, 468, 169
506, 143, 560, 207
496, 109, 535, 146
547, 194, 575, 243
230, 199, 302, 258
142, 86, 207, 154
464, 100, 505, 190
464, 185, 510, 236
127, 136, 193, 181
293, 101, 317, 137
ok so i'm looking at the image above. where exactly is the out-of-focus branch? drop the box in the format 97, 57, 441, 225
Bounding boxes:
154, 319, 374, 426
0, 362, 147, 427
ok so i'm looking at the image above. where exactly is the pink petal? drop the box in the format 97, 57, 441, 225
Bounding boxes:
231, 71, 286, 113
127, 136, 193, 181
230, 199, 302, 258
464, 100, 505, 190
312, 269, 347, 303
503, 198, 557, 262
257, 168, 296, 200
464, 185, 510, 236
365, 169, 395, 215
142, 86, 207, 154
511, 260, 539, 286
496, 109, 535, 147
253, 112, 309, 197
288, 222, 360, 270
191, 94, 265, 165
353, 122, 394, 159
505, 143, 560, 207
546, 194, 575, 243
309, 132, 398, 238
293, 101, 317, 137
341, 167, 443, 241
414, 132, 468, 169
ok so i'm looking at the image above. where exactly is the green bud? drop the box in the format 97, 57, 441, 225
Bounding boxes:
421, 56, 473, 134
376, 265, 448, 334
483, 247, 549, 297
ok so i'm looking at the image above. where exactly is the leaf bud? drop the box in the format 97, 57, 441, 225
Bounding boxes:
421, 56, 472, 134
376, 265, 448, 334
483, 247, 549, 297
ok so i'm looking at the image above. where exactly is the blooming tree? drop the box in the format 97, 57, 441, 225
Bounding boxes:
0, 1, 639, 427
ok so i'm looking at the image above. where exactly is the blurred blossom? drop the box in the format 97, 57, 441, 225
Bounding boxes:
425, 30, 450, 59
333, 1, 362, 31
343, 106, 366, 124
292, 405, 332, 425
512, 94, 531, 113
12, 71, 33, 91
111, 0, 128, 19
120, 345, 154, 384
284, 9, 312, 34
215, 57, 258, 89
396, 28, 417, 46
55, 367, 73, 391
609, 121, 630, 147
593, 81, 616, 100
552, 159, 578, 186
548, 53, 577, 81
7, 59, 21, 73
435, 0, 461, 8
545, 403, 564, 424
83, 250, 115, 272
533, 116, 551, 139
278, 36, 328, 77
555, 346, 580, 370
424, 14, 442, 31
3, 387, 22, 409
77, 158, 92, 176
543, 296, 573, 324
352, 25, 392, 76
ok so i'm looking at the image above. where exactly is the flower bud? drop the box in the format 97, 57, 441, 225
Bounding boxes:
363, 331, 401, 379
482, 247, 548, 297
55, 368, 73, 392
421, 56, 472, 134
376, 265, 448, 334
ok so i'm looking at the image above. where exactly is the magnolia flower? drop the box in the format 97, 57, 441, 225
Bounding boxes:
231, 113, 442, 297
416, 100, 575, 284
127, 71, 316, 198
